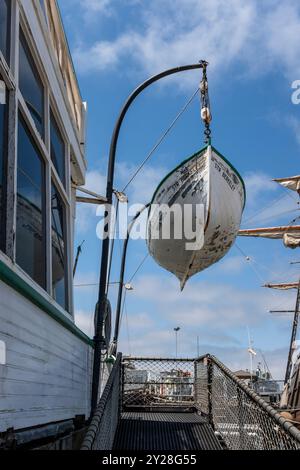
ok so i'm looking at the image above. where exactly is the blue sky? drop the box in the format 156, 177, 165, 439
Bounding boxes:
58, 0, 300, 378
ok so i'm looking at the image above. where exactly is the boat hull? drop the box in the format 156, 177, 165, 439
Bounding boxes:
147, 146, 245, 288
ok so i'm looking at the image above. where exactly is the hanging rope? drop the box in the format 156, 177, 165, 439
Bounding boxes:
128, 253, 150, 283
122, 86, 200, 193
124, 297, 132, 356
234, 244, 298, 312
106, 199, 119, 295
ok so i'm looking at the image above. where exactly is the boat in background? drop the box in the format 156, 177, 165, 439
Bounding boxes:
147, 145, 246, 289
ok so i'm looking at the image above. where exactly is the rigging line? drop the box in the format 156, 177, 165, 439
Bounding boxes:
234, 244, 298, 307
124, 298, 132, 357
235, 243, 275, 285
119, 289, 127, 330
250, 258, 299, 283
128, 253, 150, 283
106, 198, 119, 295
287, 214, 300, 225
119, 291, 131, 356
242, 193, 292, 225
278, 184, 300, 203
242, 207, 300, 227
122, 87, 200, 193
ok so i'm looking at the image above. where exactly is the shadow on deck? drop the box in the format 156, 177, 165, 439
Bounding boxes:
81, 355, 300, 451
113, 411, 222, 451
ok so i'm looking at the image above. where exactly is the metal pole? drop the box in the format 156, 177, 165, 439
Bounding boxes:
110, 203, 150, 354
174, 327, 180, 359
284, 278, 300, 384
91, 62, 206, 414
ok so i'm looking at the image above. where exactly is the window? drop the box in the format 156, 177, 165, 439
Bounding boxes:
51, 184, 68, 310
0, 0, 10, 63
19, 30, 44, 138
50, 110, 66, 186
16, 115, 46, 288
0, 78, 7, 251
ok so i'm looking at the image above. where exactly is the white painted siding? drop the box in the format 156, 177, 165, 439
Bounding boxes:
0, 280, 93, 431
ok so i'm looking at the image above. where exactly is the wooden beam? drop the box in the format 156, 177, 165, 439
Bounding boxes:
76, 196, 106, 205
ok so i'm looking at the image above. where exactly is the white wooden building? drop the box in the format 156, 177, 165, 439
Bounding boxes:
0, 0, 93, 441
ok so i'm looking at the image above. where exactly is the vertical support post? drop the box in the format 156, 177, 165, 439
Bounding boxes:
194, 360, 198, 407
237, 388, 246, 449
207, 357, 214, 429
120, 360, 125, 413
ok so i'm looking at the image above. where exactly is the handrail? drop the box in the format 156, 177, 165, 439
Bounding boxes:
200, 354, 300, 445
81, 353, 122, 450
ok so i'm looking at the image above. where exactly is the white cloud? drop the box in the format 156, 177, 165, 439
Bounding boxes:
74, 309, 94, 337
72, 0, 300, 86
130, 274, 295, 329
242, 193, 299, 227
118, 325, 288, 379
79, 0, 114, 20
215, 255, 246, 274
75, 161, 166, 235
117, 161, 167, 204
80, 0, 111, 12
244, 172, 275, 206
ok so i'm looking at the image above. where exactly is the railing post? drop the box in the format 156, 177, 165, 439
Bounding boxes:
120, 361, 125, 413
237, 388, 246, 449
207, 357, 214, 429
194, 360, 197, 406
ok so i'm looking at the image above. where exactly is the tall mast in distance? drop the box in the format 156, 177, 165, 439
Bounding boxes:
239, 175, 300, 384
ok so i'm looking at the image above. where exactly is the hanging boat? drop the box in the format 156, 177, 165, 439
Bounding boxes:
147, 145, 246, 289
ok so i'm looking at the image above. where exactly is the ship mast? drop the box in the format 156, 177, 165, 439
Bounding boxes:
285, 280, 300, 384
241, 175, 300, 384
264, 280, 300, 383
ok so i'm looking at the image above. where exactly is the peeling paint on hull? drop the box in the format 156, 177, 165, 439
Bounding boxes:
147, 146, 245, 288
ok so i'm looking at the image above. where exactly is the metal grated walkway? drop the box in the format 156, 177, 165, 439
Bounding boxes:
113, 412, 222, 450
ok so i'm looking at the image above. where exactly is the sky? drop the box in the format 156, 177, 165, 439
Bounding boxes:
58, 0, 300, 379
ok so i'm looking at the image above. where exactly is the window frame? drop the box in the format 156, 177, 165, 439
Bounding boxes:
0, 0, 12, 66
16, 110, 47, 289
9, 13, 73, 316
0, 29, 17, 261
51, 180, 70, 312
0, 74, 9, 252
18, 27, 45, 140
50, 105, 67, 187
0, 4, 75, 318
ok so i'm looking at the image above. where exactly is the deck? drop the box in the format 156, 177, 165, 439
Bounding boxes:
81, 355, 300, 451
113, 411, 222, 451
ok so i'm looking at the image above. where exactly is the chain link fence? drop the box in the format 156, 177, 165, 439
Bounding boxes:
195, 355, 300, 450
81, 353, 300, 450
81, 354, 122, 450
122, 357, 195, 410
